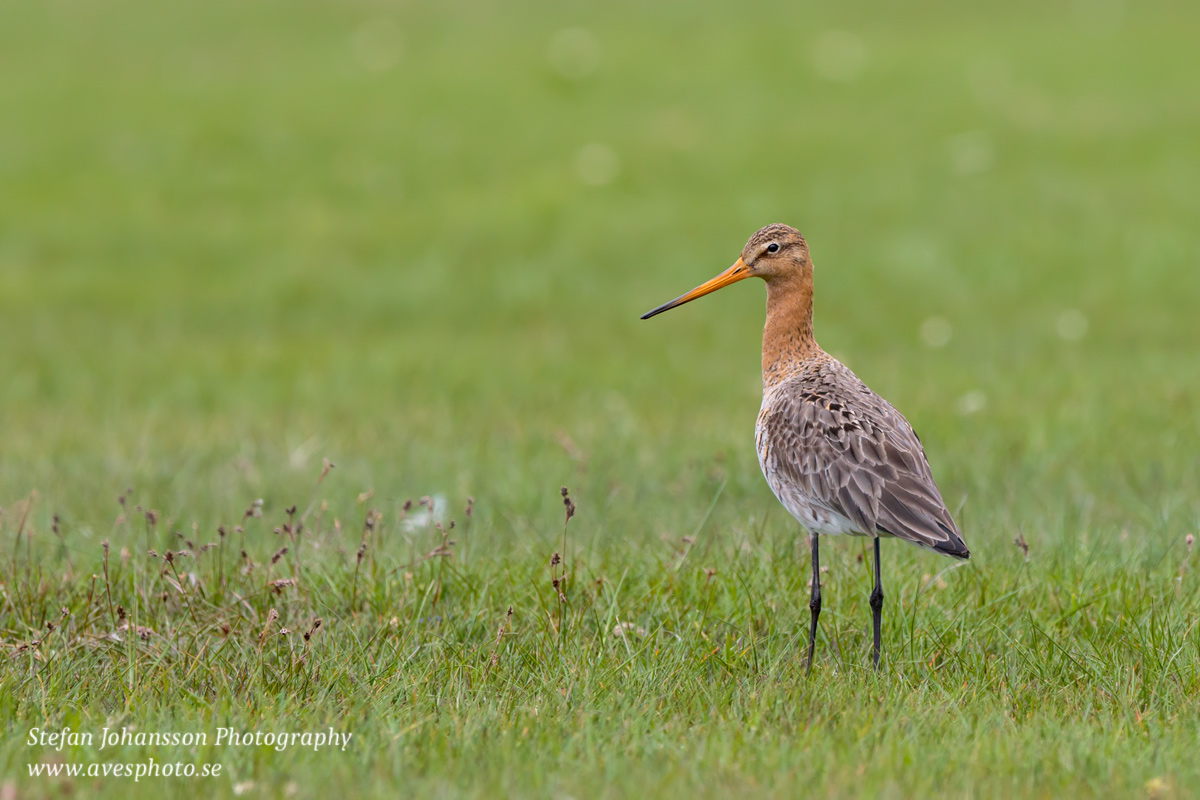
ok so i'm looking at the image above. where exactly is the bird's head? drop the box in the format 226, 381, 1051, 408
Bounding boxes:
641, 224, 810, 320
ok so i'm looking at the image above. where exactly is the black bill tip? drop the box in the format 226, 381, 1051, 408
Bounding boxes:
640, 298, 682, 320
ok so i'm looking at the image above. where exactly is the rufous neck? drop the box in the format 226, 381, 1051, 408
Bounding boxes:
762, 274, 820, 387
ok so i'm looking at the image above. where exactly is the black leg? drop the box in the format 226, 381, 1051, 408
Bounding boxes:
806, 533, 821, 675
870, 536, 884, 669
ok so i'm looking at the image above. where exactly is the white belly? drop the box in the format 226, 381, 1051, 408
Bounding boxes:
770, 481, 864, 536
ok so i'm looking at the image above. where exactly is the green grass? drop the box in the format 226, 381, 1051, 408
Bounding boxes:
2, 0, 1200, 797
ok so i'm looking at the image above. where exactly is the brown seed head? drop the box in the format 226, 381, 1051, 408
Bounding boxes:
1014, 532, 1030, 560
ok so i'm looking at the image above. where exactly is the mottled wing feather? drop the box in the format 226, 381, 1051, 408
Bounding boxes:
759, 359, 969, 558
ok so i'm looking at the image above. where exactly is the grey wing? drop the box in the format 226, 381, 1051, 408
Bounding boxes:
762, 384, 969, 559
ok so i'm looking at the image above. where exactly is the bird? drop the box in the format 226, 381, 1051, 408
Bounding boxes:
641, 224, 969, 671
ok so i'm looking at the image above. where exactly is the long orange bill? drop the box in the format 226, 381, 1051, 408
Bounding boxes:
640, 258, 751, 320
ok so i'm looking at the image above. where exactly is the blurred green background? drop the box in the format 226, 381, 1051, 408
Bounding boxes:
3, 0, 1197, 541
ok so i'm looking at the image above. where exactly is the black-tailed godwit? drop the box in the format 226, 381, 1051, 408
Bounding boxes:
642, 224, 969, 670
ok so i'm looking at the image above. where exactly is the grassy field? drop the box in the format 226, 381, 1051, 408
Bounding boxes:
2, 0, 1200, 797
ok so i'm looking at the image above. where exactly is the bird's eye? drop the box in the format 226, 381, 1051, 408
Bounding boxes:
766, 242, 780, 254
